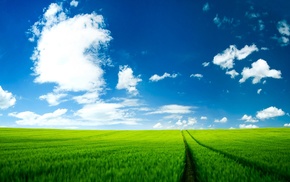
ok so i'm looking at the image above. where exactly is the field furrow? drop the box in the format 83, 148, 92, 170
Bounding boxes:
183, 130, 283, 182
187, 129, 290, 180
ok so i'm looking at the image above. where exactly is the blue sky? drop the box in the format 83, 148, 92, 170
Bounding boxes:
0, 0, 290, 129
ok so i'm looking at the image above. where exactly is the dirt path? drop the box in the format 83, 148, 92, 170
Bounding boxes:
181, 131, 198, 182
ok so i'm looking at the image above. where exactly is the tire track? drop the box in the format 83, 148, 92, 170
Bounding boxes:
181, 131, 198, 182
186, 130, 289, 182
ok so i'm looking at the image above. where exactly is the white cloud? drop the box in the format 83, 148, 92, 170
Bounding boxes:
258, 20, 265, 31
153, 122, 162, 129
239, 59, 282, 84
175, 120, 183, 126
73, 92, 99, 104
239, 124, 259, 129
284, 123, 290, 127
257, 89, 262, 94
149, 72, 178, 82
0, 86, 16, 109
28, 2, 112, 105
226, 70, 239, 79
190, 74, 203, 79
277, 20, 290, 36
202, 3, 210, 12
116, 65, 142, 96
245, 12, 260, 19
39, 92, 67, 106
188, 117, 197, 125
213, 44, 258, 69
213, 14, 234, 28
75, 102, 139, 125
274, 20, 290, 46
256, 106, 285, 120
147, 104, 192, 115
200, 116, 207, 120
9, 109, 72, 126
202, 62, 210, 67
214, 117, 227, 123
70, 0, 79, 7
261, 47, 269, 51
240, 114, 258, 123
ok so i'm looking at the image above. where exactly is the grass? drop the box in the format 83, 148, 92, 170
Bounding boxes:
0, 128, 185, 181
1, 128, 290, 181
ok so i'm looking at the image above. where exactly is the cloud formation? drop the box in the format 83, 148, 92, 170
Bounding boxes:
214, 117, 227, 123
274, 20, 290, 46
147, 104, 192, 114
149, 72, 177, 82
116, 65, 142, 96
202, 3, 210, 12
9, 109, 71, 126
256, 106, 285, 120
239, 59, 282, 84
241, 114, 258, 123
190, 74, 203, 79
0, 86, 16, 109
153, 122, 162, 129
239, 124, 259, 129
226, 70, 239, 78
29, 2, 111, 104
213, 44, 258, 69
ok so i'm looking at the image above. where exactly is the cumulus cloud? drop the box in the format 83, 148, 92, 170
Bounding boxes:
239, 124, 259, 129
202, 3, 210, 12
256, 106, 285, 120
0, 86, 16, 109
190, 74, 203, 79
70, 0, 79, 7
213, 44, 258, 69
147, 104, 192, 115
202, 62, 210, 67
284, 123, 290, 127
200, 116, 207, 120
240, 114, 258, 123
214, 117, 227, 123
226, 70, 239, 78
116, 65, 142, 96
39, 92, 67, 106
149, 72, 178, 82
257, 89, 262, 94
28, 2, 111, 105
239, 59, 282, 84
153, 122, 162, 129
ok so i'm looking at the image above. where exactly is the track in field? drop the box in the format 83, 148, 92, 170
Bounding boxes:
181, 132, 198, 182
184, 130, 289, 182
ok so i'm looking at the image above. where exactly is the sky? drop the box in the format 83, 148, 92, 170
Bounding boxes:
0, 0, 290, 129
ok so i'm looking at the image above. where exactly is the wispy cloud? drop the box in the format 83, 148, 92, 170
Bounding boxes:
202, 3, 210, 12
239, 59, 282, 84
239, 124, 259, 129
190, 74, 203, 79
149, 72, 178, 82
147, 104, 193, 115
202, 62, 210, 67
274, 20, 290, 46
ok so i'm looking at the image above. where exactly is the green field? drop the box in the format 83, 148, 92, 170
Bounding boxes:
1, 128, 290, 181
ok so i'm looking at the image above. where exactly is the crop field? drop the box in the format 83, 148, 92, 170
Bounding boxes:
1, 128, 290, 181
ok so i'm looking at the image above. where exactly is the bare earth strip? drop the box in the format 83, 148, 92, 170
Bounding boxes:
181, 132, 198, 182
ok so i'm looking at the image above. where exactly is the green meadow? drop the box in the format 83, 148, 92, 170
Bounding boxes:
1, 128, 290, 181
